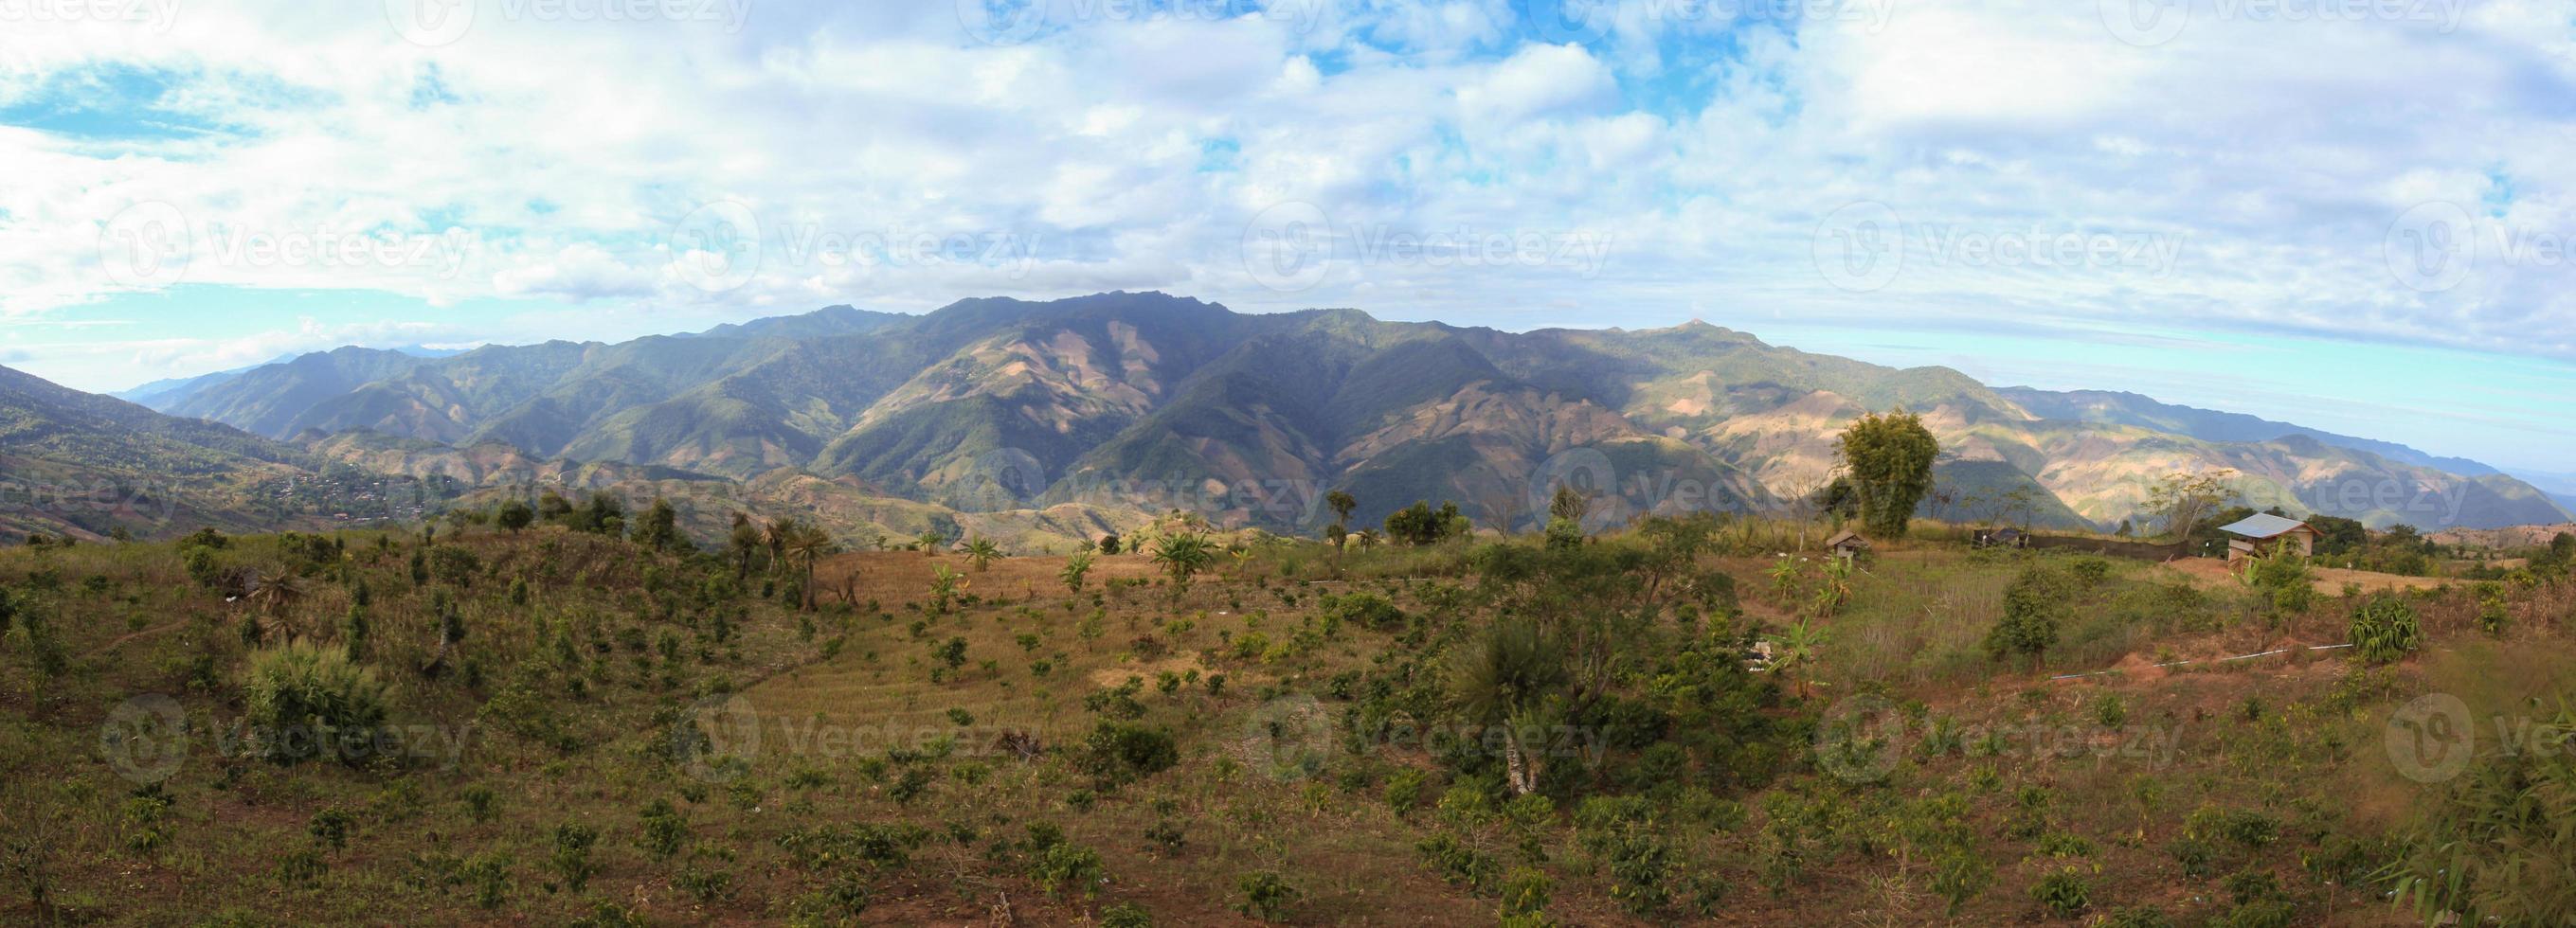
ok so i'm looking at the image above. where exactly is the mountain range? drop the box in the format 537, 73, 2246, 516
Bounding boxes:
19, 292, 2567, 546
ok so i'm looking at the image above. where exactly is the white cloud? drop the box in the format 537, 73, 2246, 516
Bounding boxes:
0, 0, 2568, 404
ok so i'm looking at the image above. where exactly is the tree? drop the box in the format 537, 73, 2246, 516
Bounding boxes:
781, 526, 837, 611
1544, 485, 1590, 549
1448, 618, 1568, 795
1385, 501, 1468, 546
1150, 532, 1216, 601
1096, 532, 1121, 556
1984, 566, 2066, 669
2145, 470, 2237, 543
495, 499, 534, 533
1835, 409, 1940, 539
727, 513, 763, 580
632, 498, 682, 552
928, 565, 966, 616
1060, 551, 1095, 594
1772, 616, 1831, 699
963, 537, 1001, 572
1325, 491, 1357, 535
916, 530, 944, 554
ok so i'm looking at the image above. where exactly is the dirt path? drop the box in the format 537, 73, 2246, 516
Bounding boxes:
2158, 557, 2446, 596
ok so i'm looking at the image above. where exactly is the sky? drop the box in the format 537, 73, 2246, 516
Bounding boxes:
0, 0, 2572, 474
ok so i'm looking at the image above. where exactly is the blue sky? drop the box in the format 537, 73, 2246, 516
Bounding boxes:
1, 0, 2572, 474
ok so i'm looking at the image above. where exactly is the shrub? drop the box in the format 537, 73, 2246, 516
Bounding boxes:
2029, 866, 2092, 918
1030, 842, 1107, 899
1984, 567, 2066, 667
242, 644, 389, 766
2349, 596, 2424, 664
549, 823, 599, 892
1081, 722, 1178, 785
1321, 592, 1406, 633
638, 799, 688, 857
308, 807, 355, 850
1235, 870, 1299, 921
1929, 848, 1992, 915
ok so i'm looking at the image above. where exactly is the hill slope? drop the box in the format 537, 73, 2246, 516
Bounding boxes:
135, 293, 2570, 535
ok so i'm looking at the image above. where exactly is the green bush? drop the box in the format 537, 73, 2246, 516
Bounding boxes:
1235, 870, 1299, 921
2029, 866, 2092, 918
241, 644, 389, 766
2349, 597, 2422, 664
1081, 722, 1178, 785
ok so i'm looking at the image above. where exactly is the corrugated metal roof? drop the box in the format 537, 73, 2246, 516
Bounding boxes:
2216, 513, 2312, 539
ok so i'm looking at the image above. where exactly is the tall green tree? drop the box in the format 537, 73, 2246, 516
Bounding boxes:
1834, 410, 1940, 539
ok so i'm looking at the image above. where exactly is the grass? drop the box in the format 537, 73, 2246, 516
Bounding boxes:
0, 519, 2566, 924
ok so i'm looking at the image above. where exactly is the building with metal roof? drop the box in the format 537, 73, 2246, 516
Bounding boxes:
2216, 512, 2317, 562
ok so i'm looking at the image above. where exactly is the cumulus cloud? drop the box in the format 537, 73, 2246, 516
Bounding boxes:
0, 0, 2569, 385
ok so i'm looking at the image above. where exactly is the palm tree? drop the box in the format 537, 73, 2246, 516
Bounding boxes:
928, 564, 967, 616
1772, 616, 1831, 699
1059, 552, 1095, 594
1450, 618, 1569, 795
963, 537, 1001, 572
782, 526, 837, 611
916, 529, 944, 554
244, 570, 306, 642
1150, 533, 1216, 603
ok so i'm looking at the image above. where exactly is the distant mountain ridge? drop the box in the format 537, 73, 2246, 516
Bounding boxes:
128, 293, 2566, 537
1995, 386, 2500, 476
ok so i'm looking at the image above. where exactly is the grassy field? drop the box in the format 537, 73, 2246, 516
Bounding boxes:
0, 516, 2569, 925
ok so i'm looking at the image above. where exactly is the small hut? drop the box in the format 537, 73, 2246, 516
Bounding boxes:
1825, 529, 1871, 562
2216, 513, 2318, 562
